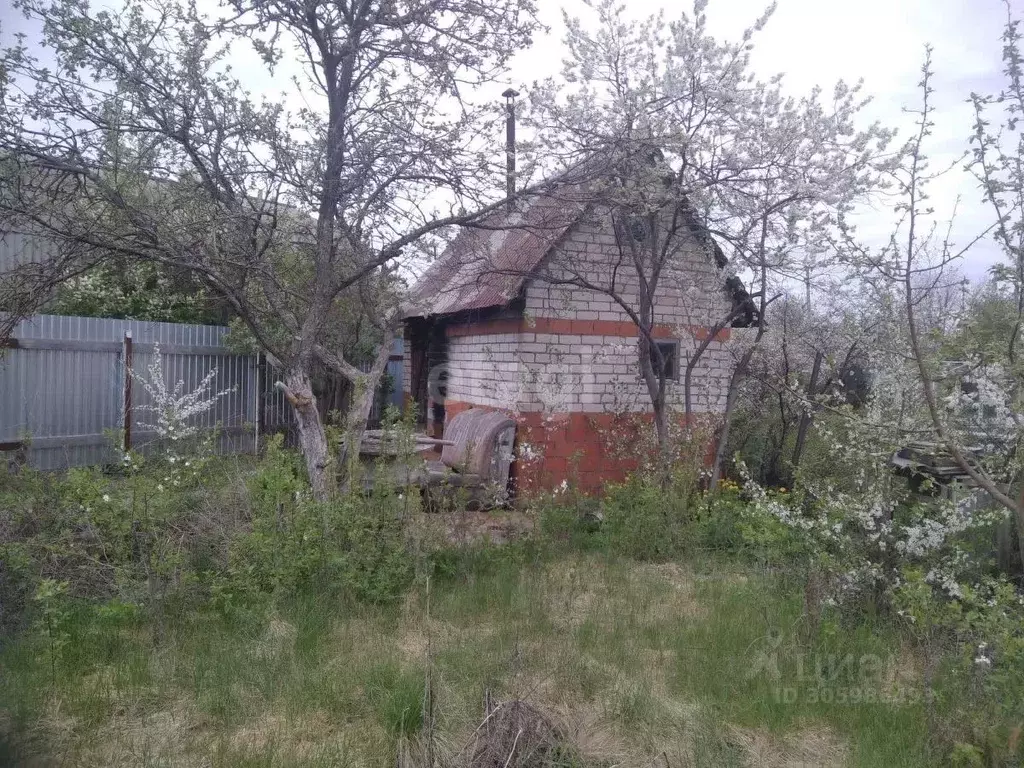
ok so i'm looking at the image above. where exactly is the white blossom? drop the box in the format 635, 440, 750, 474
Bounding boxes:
132, 345, 234, 442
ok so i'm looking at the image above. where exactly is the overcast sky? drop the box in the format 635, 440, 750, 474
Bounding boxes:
1, 0, 1013, 279
509, 0, 1010, 281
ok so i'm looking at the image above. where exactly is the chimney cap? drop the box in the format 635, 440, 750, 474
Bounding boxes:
502, 87, 520, 99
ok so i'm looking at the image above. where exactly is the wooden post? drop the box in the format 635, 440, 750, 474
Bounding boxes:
253, 351, 260, 454
123, 331, 133, 452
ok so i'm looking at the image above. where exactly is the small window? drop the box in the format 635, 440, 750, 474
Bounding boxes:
650, 339, 679, 381
629, 216, 648, 241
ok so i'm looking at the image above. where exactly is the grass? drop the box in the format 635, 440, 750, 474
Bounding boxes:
0, 542, 939, 767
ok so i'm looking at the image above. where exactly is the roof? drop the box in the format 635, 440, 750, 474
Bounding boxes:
403, 189, 587, 318
403, 159, 760, 326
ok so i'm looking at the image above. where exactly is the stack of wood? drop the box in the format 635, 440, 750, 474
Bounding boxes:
891, 440, 992, 495
891, 441, 980, 481
345, 429, 454, 456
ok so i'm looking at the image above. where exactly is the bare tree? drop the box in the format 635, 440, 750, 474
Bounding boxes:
0, 0, 539, 498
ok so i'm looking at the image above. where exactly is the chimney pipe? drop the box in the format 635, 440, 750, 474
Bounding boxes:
502, 88, 519, 213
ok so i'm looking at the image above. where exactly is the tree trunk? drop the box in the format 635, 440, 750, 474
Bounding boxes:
791, 350, 824, 473
639, 336, 673, 481
652, 388, 672, 474
1015, 484, 1024, 578
283, 367, 332, 502
709, 346, 756, 491
339, 337, 395, 485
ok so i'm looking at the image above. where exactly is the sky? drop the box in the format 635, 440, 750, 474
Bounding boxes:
506, 0, 1010, 281
0, 0, 1013, 279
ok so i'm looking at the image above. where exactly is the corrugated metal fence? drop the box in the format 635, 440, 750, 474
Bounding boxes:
0, 231, 55, 272
0, 315, 402, 470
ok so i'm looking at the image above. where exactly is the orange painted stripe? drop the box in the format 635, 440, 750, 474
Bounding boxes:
445, 318, 524, 338
444, 316, 730, 341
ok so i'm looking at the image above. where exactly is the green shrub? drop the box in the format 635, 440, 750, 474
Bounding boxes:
220, 493, 415, 606
247, 433, 308, 510
31, 578, 72, 680
219, 440, 415, 606
2, 459, 226, 628
329, 496, 414, 604
599, 475, 694, 561
695, 485, 748, 552
0, 540, 35, 638
896, 569, 1024, 765
535, 493, 605, 554
1, 433, 422, 640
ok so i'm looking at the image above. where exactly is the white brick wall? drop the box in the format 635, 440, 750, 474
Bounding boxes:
521, 209, 741, 414
447, 331, 743, 415
436, 331, 748, 417
405, 206, 751, 417
445, 332, 528, 409
523, 211, 730, 329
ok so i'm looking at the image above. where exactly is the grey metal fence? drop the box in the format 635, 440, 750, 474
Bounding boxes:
0, 314, 403, 470
0, 231, 55, 272
1, 315, 258, 469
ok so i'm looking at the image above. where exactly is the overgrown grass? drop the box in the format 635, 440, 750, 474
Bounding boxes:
0, 539, 941, 767
1, 445, 1011, 766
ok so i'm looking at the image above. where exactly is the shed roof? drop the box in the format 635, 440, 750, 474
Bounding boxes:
403, 161, 759, 327
402, 189, 586, 319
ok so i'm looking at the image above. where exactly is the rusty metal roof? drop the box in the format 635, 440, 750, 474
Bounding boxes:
403, 153, 760, 327
403, 190, 586, 319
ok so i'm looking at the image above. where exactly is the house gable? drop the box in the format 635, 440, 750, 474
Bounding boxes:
401, 172, 760, 493
402, 203, 753, 494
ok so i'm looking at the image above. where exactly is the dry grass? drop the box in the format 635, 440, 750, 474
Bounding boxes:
407, 509, 536, 549
74, 699, 210, 768
1, 551, 932, 768
541, 556, 705, 633
730, 724, 849, 768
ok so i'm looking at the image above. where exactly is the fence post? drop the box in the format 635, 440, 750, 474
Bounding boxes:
253, 351, 260, 454
122, 331, 133, 453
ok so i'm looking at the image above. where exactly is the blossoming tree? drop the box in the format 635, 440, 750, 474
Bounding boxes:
738, 6, 1024, 628
515, 0, 894, 467
831, 32, 1024, 561
0, 0, 540, 499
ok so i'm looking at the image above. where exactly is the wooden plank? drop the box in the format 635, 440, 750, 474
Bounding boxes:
361, 437, 456, 447
359, 430, 455, 446
123, 331, 133, 451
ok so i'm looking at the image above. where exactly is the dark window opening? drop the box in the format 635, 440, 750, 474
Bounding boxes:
629, 216, 648, 241
651, 339, 679, 381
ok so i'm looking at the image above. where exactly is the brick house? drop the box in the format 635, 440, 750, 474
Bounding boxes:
401, 180, 758, 495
